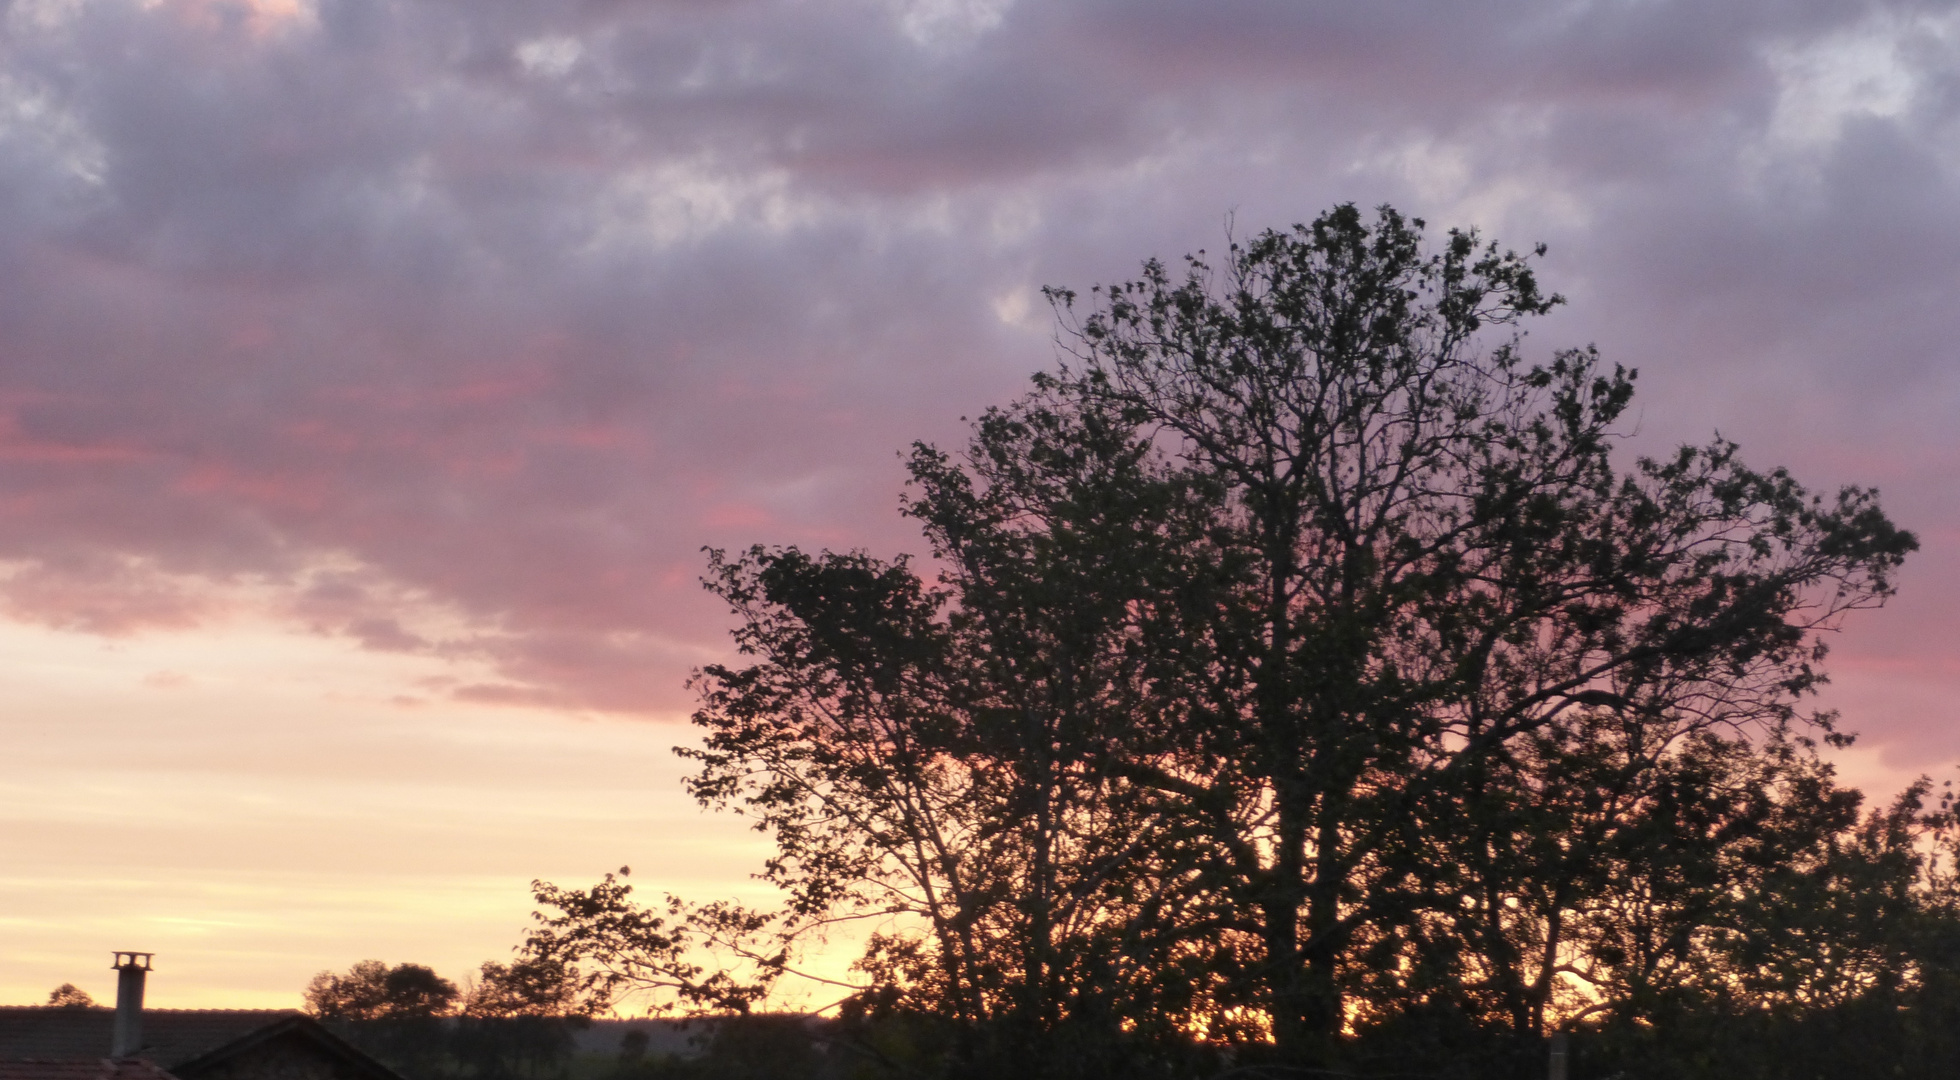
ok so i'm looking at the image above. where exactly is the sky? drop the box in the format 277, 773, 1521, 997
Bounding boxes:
3, 0, 1959, 1009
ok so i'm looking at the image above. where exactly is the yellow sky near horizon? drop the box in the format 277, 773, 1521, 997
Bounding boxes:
2, 609, 1942, 1013
0, 615, 791, 1011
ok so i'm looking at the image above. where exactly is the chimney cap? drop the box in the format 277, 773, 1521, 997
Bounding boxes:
111, 952, 153, 971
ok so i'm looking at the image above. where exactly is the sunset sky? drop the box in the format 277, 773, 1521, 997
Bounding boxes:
3, 0, 1959, 1010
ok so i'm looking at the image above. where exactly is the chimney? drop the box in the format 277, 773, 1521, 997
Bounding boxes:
110, 951, 152, 1059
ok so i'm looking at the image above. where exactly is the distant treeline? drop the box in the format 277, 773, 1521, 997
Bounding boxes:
324, 1014, 825, 1080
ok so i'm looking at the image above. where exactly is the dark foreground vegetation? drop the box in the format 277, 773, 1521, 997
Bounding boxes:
325, 994, 1960, 1080
322, 206, 1960, 1079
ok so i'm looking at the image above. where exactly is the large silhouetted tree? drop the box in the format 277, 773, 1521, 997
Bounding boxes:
684, 400, 1232, 1076
526, 205, 1918, 1078
1027, 204, 1913, 1067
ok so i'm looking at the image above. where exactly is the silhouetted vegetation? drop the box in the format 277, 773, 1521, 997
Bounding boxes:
305, 961, 462, 1078
305, 958, 604, 1080
431, 206, 1953, 1077
308, 961, 462, 1021
45, 983, 94, 1008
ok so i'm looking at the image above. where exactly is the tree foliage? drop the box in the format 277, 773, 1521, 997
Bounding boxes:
305, 960, 461, 1021
522, 205, 1931, 1078
518, 870, 784, 1017
45, 983, 93, 1008
1038, 204, 1913, 1066
303, 959, 603, 1080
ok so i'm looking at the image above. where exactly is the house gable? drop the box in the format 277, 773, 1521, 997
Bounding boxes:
171, 1017, 398, 1080
0, 1011, 400, 1080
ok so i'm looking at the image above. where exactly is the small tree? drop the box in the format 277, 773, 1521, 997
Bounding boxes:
46, 984, 94, 1008
305, 960, 460, 1080
304, 960, 460, 1020
466, 956, 597, 1018
449, 957, 597, 1080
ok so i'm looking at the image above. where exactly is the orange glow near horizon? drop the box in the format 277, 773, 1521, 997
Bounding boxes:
0, 609, 1936, 1013
0, 616, 800, 1010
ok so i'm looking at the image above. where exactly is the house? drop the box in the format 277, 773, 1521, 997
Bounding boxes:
0, 955, 402, 1080
0, 1060, 179, 1080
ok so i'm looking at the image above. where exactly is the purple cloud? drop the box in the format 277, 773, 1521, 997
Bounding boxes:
0, 0, 1953, 773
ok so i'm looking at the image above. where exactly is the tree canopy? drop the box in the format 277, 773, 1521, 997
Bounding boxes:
45, 983, 93, 1008
517, 205, 1935, 1080
305, 960, 461, 1021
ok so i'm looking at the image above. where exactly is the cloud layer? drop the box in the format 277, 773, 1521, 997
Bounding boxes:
1, 0, 1956, 761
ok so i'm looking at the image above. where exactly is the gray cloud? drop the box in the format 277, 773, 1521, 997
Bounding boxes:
0, 0, 1954, 764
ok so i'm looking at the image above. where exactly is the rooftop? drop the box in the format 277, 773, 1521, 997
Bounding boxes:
0, 1010, 296, 1068
0, 1059, 179, 1080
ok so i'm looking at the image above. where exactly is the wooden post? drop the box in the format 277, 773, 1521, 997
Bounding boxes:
1548, 1031, 1570, 1080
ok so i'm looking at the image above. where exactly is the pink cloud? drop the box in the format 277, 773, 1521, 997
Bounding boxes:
0, 560, 225, 636
0, 0, 1945, 771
